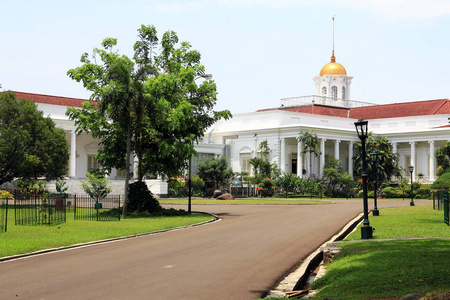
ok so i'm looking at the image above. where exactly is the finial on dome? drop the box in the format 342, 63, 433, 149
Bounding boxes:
331, 50, 336, 63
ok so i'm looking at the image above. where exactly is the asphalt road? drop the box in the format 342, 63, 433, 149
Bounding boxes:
0, 199, 431, 300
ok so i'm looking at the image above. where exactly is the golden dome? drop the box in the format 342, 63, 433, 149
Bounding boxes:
319, 51, 347, 76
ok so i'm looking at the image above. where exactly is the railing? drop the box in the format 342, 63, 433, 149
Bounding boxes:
14, 193, 67, 226
280, 95, 376, 109
74, 194, 121, 221
432, 191, 449, 225
0, 198, 7, 233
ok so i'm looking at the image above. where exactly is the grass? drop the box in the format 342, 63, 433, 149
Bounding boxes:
264, 205, 450, 300
159, 198, 328, 205
311, 205, 450, 300
0, 206, 213, 259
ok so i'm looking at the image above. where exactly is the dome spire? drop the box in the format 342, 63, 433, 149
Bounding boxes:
331, 16, 336, 63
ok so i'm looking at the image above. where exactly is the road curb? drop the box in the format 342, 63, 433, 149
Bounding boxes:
266, 212, 364, 298
0, 212, 220, 263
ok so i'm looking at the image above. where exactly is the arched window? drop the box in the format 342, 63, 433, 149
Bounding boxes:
331, 86, 337, 99
342, 86, 346, 99
321, 86, 327, 95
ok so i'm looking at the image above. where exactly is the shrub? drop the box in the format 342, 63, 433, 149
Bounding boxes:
431, 172, 450, 190
259, 178, 274, 197
190, 175, 205, 197
0, 190, 12, 199
127, 181, 161, 214
82, 171, 111, 199
168, 177, 186, 198
381, 186, 399, 198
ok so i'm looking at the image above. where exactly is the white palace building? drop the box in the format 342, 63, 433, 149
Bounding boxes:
11, 50, 450, 196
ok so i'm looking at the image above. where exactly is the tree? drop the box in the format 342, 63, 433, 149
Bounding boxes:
322, 158, 354, 197
353, 133, 401, 184
436, 141, 450, 176
298, 131, 321, 178
250, 140, 274, 183
67, 25, 231, 218
81, 171, 111, 199
0, 91, 69, 185
197, 156, 233, 189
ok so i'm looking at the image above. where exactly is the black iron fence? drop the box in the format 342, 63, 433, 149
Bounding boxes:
14, 193, 67, 226
73, 194, 121, 221
0, 198, 7, 233
230, 186, 257, 197
432, 190, 449, 226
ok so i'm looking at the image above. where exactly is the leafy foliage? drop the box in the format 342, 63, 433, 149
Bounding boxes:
431, 172, 450, 190
81, 171, 111, 199
0, 91, 69, 185
298, 131, 321, 178
322, 158, 355, 197
127, 181, 161, 214
66, 25, 231, 217
436, 141, 450, 176
353, 133, 401, 183
197, 156, 233, 189
276, 173, 298, 198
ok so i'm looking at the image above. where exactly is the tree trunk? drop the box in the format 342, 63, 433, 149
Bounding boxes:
122, 123, 132, 219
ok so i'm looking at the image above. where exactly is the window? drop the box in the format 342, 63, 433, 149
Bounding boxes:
321, 86, 327, 95
116, 168, 126, 178
241, 155, 251, 174
331, 86, 337, 99
342, 86, 346, 99
87, 154, 99, 171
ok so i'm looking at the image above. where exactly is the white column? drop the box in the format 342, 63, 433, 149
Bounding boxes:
69, 131, 76, 178
320, 138, 326, 178
429, 140, 435, 181
133, 154, 138, 179
254, 136, 258, 159
280, 138, 286, 174
348, 141, 354, 178
334, 140, 340, 161
410, 142, 416, 175
391, 142, 398, 154
297, 140, 303, 178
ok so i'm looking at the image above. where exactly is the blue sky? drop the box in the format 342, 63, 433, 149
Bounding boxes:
1, 0, 450, 114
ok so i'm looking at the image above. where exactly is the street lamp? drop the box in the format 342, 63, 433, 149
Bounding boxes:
187, 74, 213, 214
409, 165, 415, 206
370, 151, 380, 216
354, 119, 373, 239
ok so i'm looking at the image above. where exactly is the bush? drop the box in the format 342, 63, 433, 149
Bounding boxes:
190, 175, 205, 197
168, 177, 186, 198
258, 178, 274, 197
127, 181, 161, 214
431, 172, 450, 190
381, 186, 399, 198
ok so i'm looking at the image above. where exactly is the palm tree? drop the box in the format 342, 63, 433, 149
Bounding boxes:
298, 131, 321, 178
353, 133, 401, 184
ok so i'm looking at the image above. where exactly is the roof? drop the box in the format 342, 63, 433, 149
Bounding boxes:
12, 91, 88, 108
258, 99, 450, 120
350, 99, 450, 119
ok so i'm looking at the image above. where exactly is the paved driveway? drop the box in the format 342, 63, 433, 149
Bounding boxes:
0, 200, 431, 300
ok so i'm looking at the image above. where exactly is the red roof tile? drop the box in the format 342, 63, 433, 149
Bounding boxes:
12, 91, 88, 108
258, 99, 450, 120
350, 99, 450, 120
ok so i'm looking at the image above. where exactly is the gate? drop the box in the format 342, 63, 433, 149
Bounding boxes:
74, 194, 121, 221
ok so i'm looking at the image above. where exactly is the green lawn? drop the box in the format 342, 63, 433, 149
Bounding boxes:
264, 205, 450, 300
0, 207, 213, 259
311, 205, 450, 300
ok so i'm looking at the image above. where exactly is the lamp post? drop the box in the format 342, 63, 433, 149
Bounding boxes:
354, 119, 373, 239
409, 165, 415, 206
371, 151, 380, 216
187, 74, 213, 214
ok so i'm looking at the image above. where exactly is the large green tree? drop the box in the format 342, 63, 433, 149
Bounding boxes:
197, 156, 233, 189
436, 141, 450, 176
0, 91, 69, 184
67, 25, 231, 218
353, 133, 401, 184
